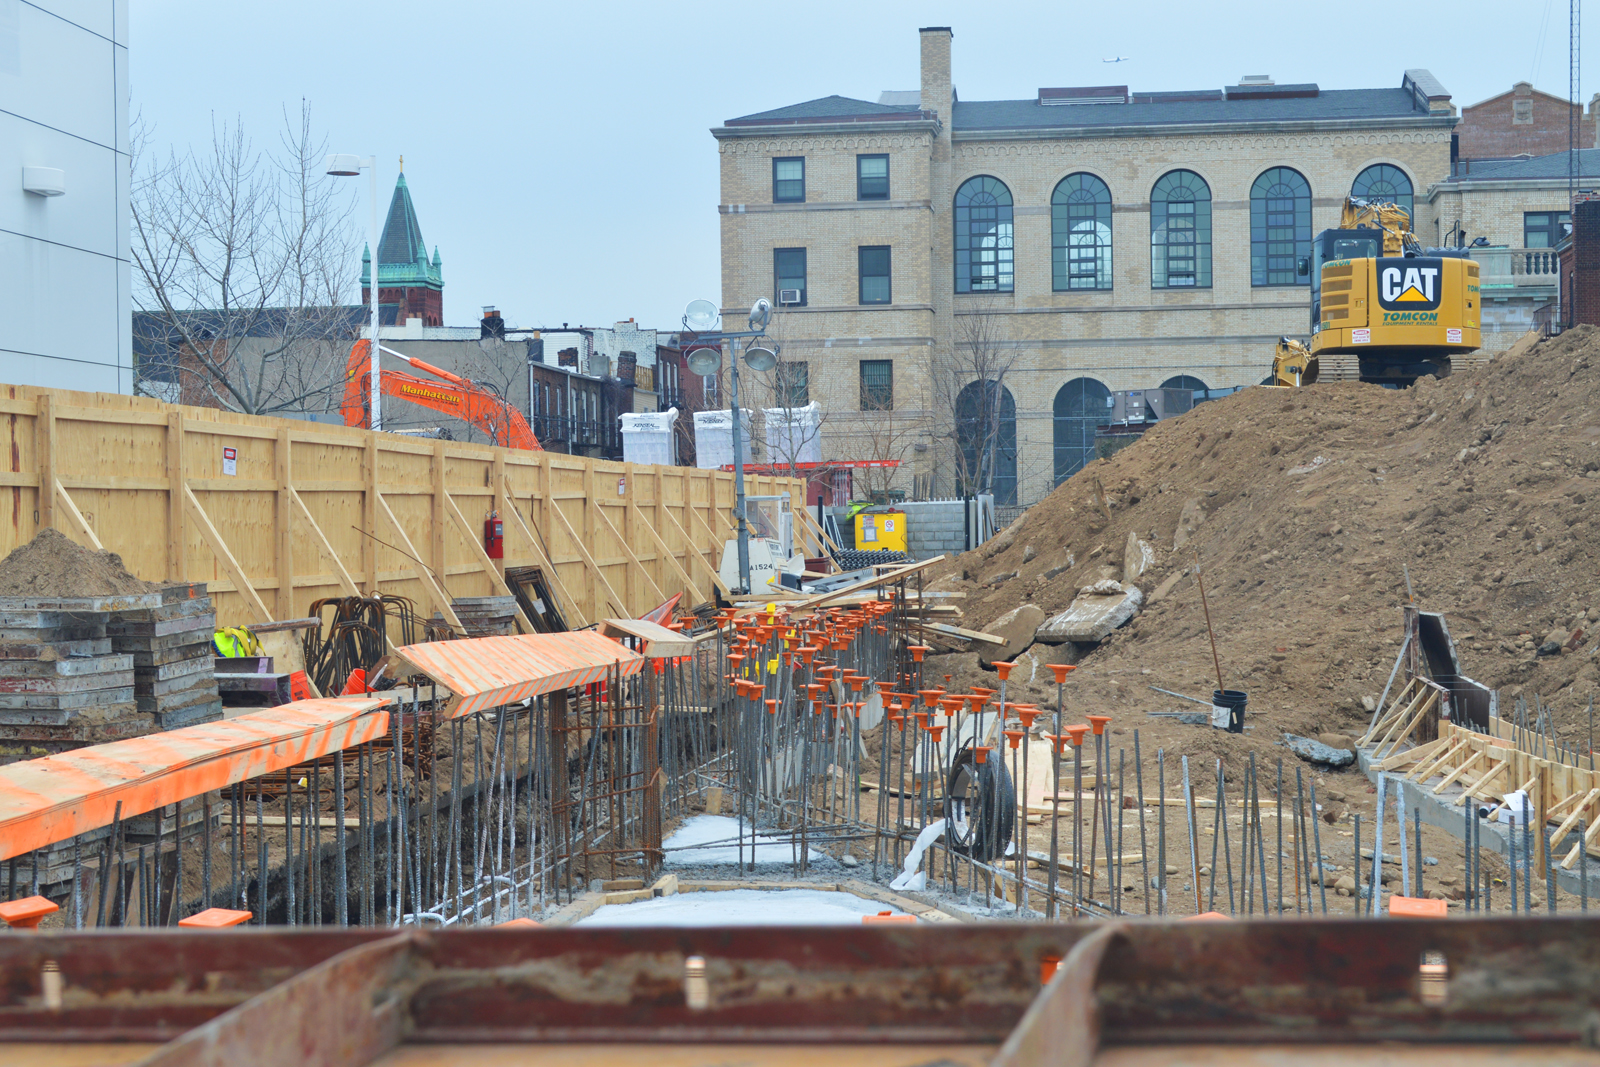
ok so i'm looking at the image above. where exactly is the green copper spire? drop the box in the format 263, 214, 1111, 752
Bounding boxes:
362, 173, 443, 291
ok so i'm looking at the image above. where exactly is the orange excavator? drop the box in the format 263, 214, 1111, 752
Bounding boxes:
340, 339, 541, 451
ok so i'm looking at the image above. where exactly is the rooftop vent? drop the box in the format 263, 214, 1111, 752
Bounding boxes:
1039, 85, 1128, 106
1225, 82, 1320, 100
877, 90, 921, 108
1240, 75, 1274, 86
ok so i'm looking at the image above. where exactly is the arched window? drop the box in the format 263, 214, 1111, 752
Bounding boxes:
1053, 378, 1111, 485
955, 379, 1017, 504
1160, 374, 1208, 392
1052, 173, 1112, 290
1250, 167, 1312, 286
1351, 164, 1414, 224
1151, 170, 1212, 288
955, 176, 1014, 293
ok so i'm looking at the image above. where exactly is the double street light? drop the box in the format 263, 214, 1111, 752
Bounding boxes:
683, 297, 777, 594
325, 154, 382, 431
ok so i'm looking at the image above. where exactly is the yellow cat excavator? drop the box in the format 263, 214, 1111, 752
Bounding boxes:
1272, 197, 1481, 387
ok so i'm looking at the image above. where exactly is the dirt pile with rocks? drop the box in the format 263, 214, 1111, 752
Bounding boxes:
0, 528, 160, 598
928, 327, 1600, 787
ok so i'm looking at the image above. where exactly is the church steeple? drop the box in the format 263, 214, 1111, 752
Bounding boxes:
360, 167, 444, 326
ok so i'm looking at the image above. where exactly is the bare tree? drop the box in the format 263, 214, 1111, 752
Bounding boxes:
845, 412, 917, 502
131, 102, 359, 415
929, 303, 1021, 502
748, 354, 826, 478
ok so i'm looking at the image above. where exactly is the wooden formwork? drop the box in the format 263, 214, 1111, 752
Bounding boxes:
1380, 717, 1600, 869
0, 384, 808, 632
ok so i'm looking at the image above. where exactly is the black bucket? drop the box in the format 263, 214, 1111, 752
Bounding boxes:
1212, 689, 1247, 733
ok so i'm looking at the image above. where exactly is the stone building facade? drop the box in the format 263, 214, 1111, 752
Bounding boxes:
713, 27, 1458, 505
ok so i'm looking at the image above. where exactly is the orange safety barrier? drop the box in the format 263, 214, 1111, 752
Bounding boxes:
178, 907, 253, 929
0, 896, 58, 930
395, 632, 647, 717
1388, 896, 1449, 918
861, 911, 916, 924
0, 696, 392, 862
1183, 911, 1234, 922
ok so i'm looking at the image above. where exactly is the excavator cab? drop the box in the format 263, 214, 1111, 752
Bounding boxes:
1303, 227, 1383, 337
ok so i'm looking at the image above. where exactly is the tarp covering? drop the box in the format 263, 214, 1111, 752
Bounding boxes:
0, 696, 392, 861
395, 632, 645, 717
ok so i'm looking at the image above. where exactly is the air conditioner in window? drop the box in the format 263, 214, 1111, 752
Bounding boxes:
779, 289, 802, 305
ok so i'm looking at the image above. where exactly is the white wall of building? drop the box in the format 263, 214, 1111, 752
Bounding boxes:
0, 1, 130, 393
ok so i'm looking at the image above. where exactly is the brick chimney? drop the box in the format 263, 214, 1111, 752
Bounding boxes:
480, 305, 505, 340
919, 27, 953, 124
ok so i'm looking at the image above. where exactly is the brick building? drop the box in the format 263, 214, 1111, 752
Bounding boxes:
1425, 149, 1600, 353
1454, 82, 1597, 161
713, 26, 1458, 504
1560, 197, 1600, 328
361, 169, 445, 327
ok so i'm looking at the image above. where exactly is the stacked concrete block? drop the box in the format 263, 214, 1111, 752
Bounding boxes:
450, 596, 518, 637
899, 500, 972, 559
0, 593, 151, 764
108, 583, 222, 730
0, 586, 224, 764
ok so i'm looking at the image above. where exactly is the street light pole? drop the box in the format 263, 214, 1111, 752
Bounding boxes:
727, 336, 750, 592
682, 298, 773, 597
325, 154, 382, 431
367, 160, 380, 432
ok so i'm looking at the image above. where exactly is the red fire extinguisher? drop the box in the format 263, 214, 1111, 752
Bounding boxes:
484, 510, 504, 559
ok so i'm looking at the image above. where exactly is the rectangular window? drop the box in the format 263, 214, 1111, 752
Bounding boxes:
772, 157, 805, 202
859, 359, 893, 411
776, 361, 809, 407
1525, 211, 1571, 248
858, 246, 891, 304
774, 248, 807, 306
857, 154, 889, 199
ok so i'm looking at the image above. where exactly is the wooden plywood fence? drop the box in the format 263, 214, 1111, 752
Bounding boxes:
0, 384, 810, 632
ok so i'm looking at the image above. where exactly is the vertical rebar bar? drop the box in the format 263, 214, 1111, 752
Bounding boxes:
1133, 730, 1150, 917
1309, 780, 1327, 914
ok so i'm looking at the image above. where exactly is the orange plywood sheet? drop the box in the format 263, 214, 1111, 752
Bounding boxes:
0, 696, 391, 860
395, 633, 646, 717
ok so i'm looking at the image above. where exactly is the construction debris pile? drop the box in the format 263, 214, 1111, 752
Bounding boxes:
932, 328, 1600, 763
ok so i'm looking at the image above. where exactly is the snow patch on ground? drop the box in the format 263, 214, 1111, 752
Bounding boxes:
662, 814, 824, 867
576, 887, 902, 927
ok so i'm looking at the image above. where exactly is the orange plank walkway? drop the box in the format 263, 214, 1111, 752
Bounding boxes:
0, 696, 391, 861
395, 632, 646, 717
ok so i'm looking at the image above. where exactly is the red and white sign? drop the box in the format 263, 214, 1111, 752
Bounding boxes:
222, 447, 237, 477
1352, 329, 1371, 344
1446, 328, 1463, 344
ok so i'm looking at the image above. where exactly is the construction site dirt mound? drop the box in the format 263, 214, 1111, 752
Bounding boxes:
930, 327, 1600, 792
0, 528, 161, 598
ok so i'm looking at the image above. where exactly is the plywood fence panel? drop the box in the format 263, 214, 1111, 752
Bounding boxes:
0, 384, 804, 633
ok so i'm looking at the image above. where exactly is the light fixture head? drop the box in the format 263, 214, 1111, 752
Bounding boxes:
683, 299, 720, 332
325, 153, 364, 176
742, 345, 778, 372
686, 346, 723, 376
22, 167, 65, 197
748, 297, 772, 332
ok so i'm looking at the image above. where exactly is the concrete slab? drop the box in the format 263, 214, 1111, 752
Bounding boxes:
1035, 585, 1143, 645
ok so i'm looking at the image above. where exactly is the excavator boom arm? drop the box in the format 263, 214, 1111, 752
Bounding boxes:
341, 340, 542, 451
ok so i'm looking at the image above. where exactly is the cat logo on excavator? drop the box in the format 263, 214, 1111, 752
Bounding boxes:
1377, 259, 1443, 311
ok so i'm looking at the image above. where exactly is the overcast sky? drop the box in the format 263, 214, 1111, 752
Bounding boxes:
131, 0, 1587, 332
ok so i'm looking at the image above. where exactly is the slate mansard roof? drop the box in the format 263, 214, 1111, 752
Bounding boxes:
721, 74, 1452, 134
